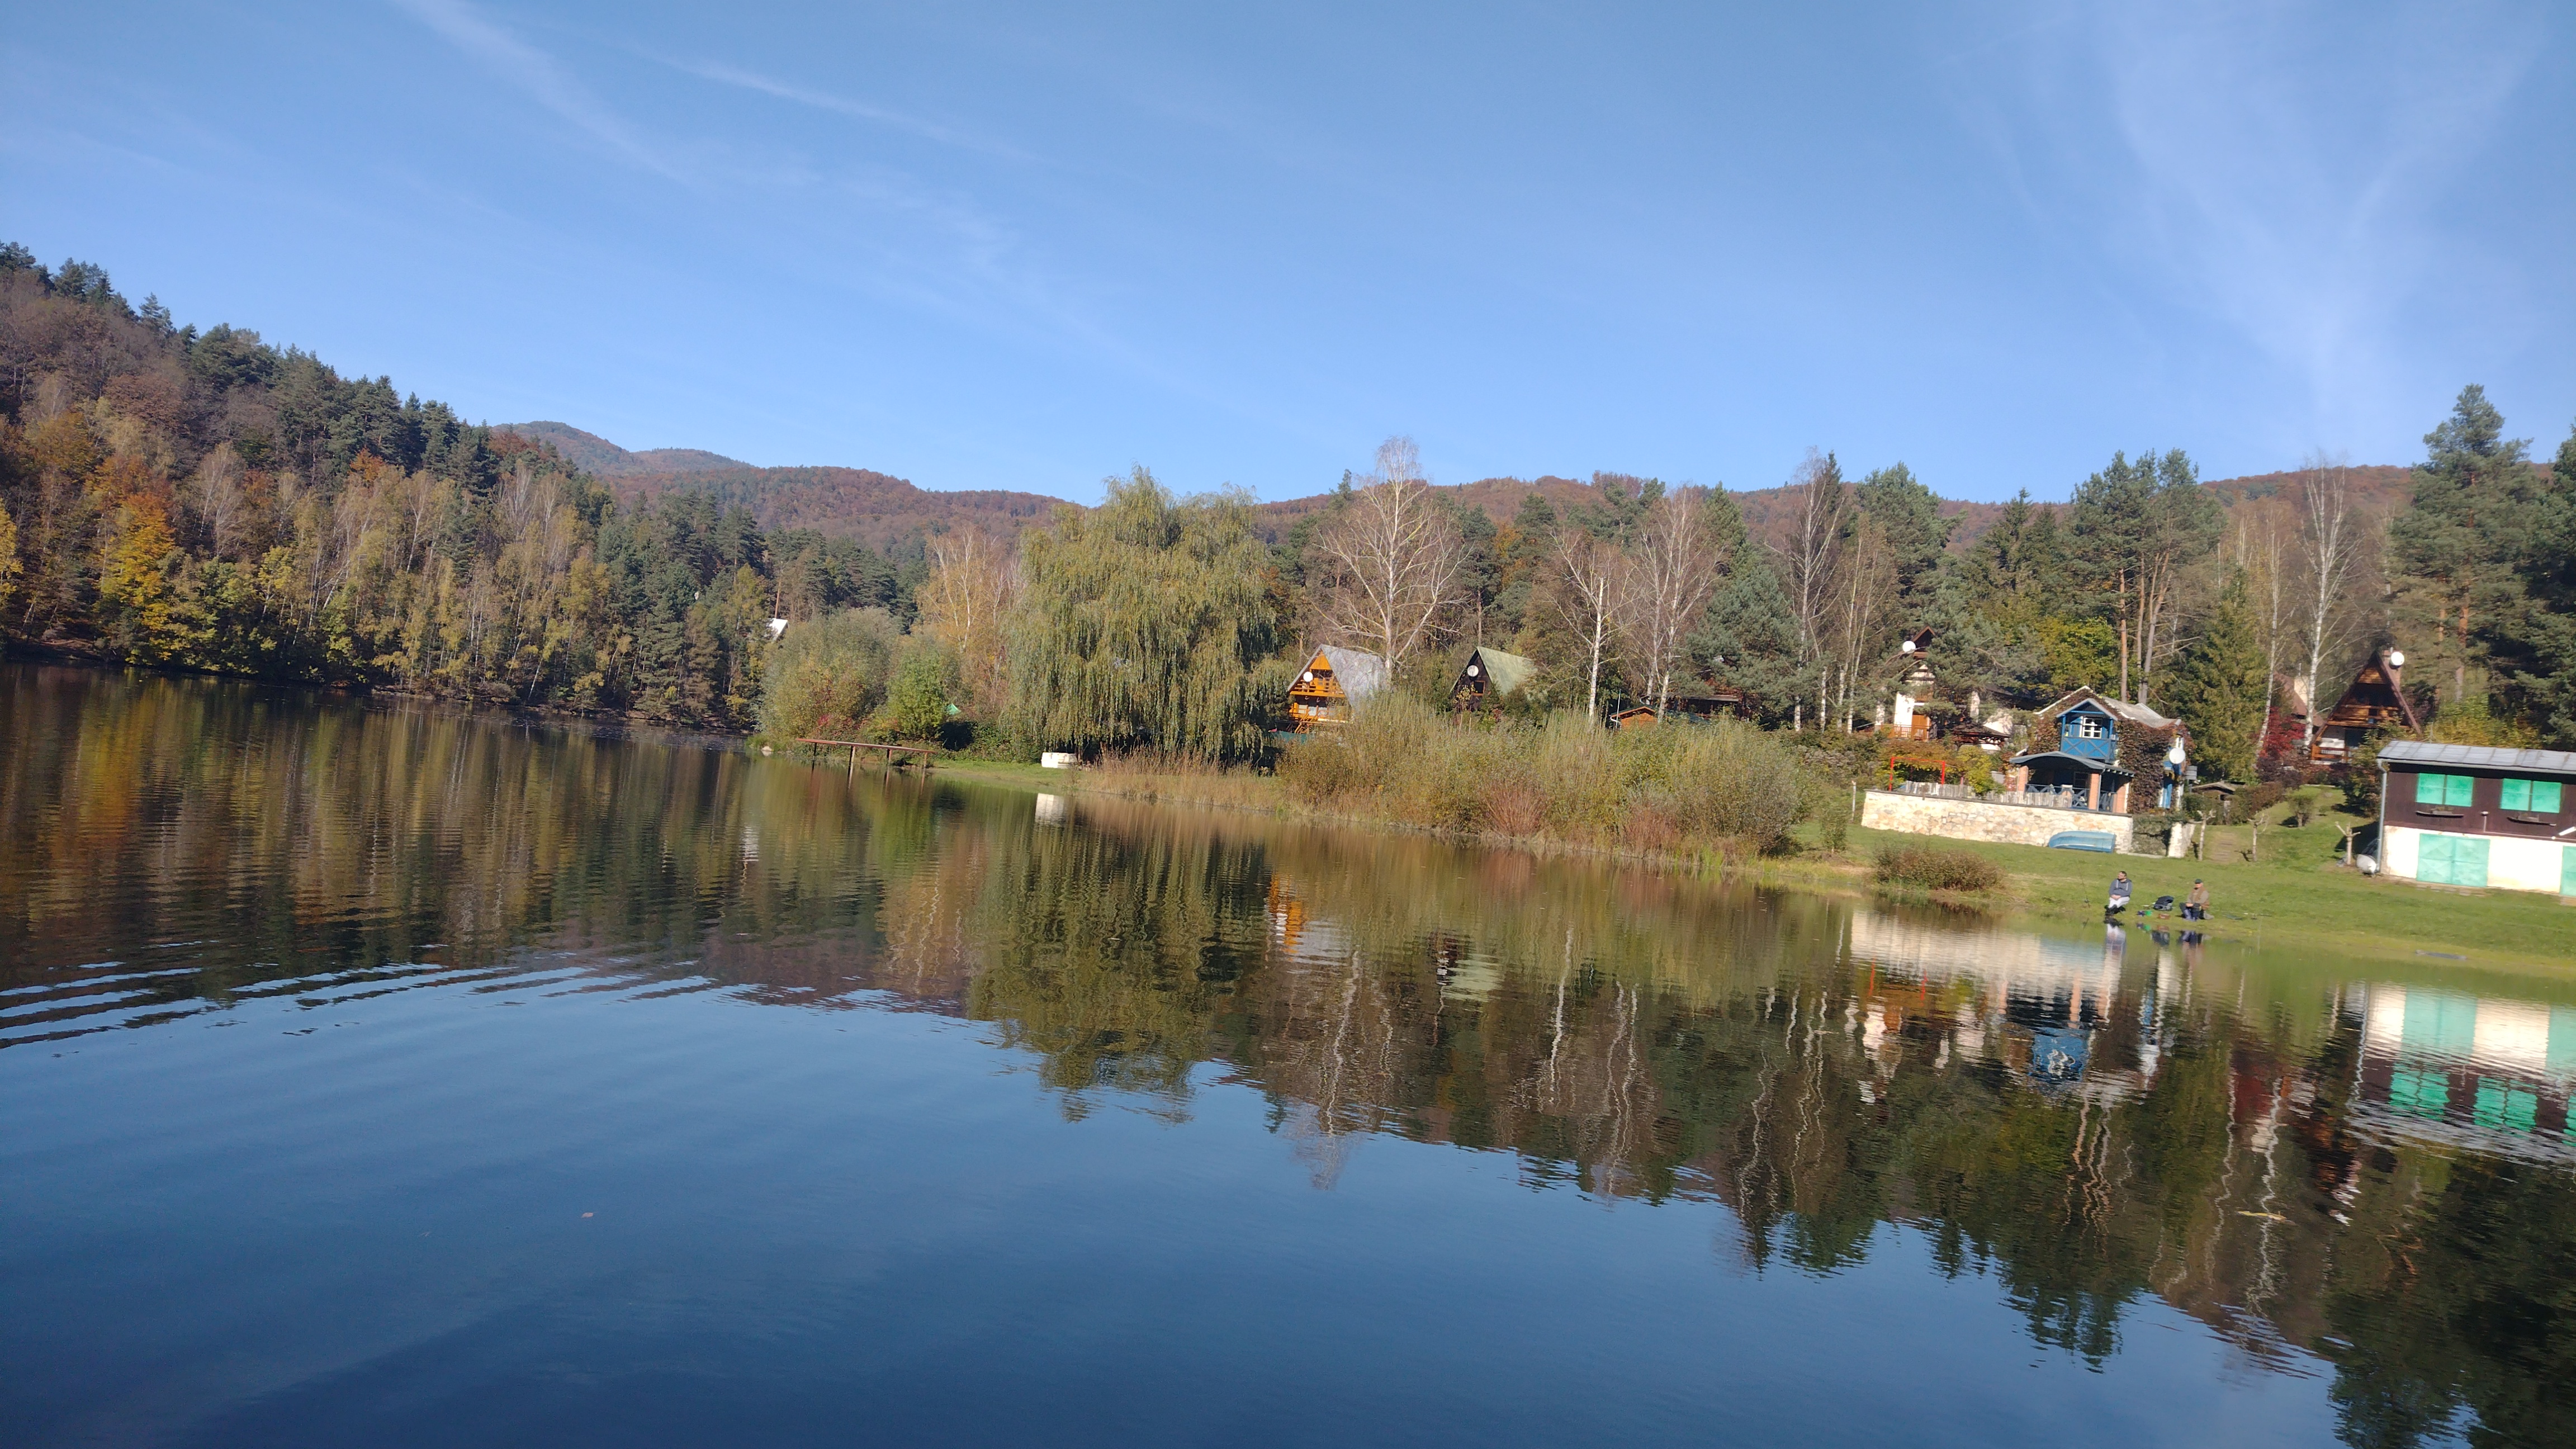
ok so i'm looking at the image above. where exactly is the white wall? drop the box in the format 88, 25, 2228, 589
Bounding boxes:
2386, 825, 2572, 896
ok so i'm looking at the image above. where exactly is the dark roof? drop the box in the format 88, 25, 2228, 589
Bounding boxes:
2378, 740, 2576, 775
2325, 652, 2423, 733
2008, 749, 2134, 778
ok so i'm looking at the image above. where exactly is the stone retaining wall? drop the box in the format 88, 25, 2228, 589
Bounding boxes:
1860, 789, 2137, 853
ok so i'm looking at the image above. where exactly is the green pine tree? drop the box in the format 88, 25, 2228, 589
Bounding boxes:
2390, 384, 2538, 708
2492, 421, 2576, 745
2167, 573, 2268, 782
1690, 552, 1806, 727
1854, 462, 1953, 619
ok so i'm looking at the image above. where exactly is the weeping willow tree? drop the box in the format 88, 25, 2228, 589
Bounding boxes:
1010, 468, 1289, 759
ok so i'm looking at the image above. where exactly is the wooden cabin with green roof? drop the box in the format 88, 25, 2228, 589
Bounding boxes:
1448, 647, 1538, 716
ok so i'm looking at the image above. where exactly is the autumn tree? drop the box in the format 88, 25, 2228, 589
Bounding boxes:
0, 498, 18, 613
914, 527, 1020, 718
1819, 513, 1900, 728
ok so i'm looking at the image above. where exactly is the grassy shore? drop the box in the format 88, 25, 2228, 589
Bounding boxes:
915, 756, 2576, 972
1842, 824, 2576, 970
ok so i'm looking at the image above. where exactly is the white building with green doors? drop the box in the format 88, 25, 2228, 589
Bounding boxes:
2377, 741, 2576, 895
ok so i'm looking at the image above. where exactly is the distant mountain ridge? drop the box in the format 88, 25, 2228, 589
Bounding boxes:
501, 422, 2405, 557
499, 422, 751, 477
499, 423, 1062, 553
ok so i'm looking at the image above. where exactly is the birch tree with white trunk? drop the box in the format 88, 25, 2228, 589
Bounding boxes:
2293, 455, 2364, 754
1611, 486, 1723, 715
1554, 529, 1620, 721
1767, 451, 1848, 726
1308, 437, 1465, 679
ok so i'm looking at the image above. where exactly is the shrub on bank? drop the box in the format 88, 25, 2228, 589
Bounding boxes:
1277, 695, 1806, 854
758, 608, 902, 742
1873, 843, 2005, 893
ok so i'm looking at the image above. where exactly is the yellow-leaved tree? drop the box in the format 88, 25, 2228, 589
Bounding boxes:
97, 493, 183, 663
0, 500, 20, 615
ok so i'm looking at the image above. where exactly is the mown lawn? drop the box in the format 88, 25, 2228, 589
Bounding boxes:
1846, 822, 2576, 972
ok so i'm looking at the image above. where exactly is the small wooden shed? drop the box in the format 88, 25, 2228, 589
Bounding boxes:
1448, 647, 1538, 713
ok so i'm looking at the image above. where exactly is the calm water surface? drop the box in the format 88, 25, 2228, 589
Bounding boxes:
4, 663, 2573, 1447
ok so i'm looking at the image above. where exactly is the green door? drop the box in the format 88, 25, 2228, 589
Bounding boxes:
2564, 844, 2575, 897
2419, 834, 2489, 887
2419, 834, 2453, 885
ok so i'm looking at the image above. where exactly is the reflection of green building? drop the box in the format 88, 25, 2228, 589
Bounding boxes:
2359, 985, 2576, 1156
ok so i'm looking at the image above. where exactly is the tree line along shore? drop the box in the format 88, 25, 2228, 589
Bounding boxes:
4, 243, 2574, 887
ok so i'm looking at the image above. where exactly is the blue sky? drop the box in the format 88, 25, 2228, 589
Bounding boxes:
6, 2, 2569, 503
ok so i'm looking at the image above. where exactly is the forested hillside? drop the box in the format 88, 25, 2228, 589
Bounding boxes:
0, 246, 913, 731
6, 241, 2569, 760
596, 463, 1060, 554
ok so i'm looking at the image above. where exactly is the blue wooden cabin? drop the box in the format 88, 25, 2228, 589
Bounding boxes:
2006, 689, 2183, 815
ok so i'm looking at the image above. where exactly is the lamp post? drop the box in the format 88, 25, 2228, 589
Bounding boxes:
2165, 738, 2187, 811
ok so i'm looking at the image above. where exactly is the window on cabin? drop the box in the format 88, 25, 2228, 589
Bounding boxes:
2075, 717, 2104, 740
2414, 773, 2476, 808
2500, 778, 2563, 813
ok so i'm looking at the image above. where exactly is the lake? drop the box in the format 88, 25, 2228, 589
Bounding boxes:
3, 661, 2572, 1447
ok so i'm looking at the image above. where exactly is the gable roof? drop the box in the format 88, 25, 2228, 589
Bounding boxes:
2324, 651, 2424, 733
1459, 646, 1538, 696
2035, 687, 2176, 732
1308, 646, 1388, 702
2378, 740, 2576, 775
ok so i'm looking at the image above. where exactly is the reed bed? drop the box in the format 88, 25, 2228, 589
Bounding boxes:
1277, 696, 1806, 855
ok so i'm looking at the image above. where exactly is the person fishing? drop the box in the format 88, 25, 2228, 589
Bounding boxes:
2185, 879, 2209, 921
2106, 870, 2132, 920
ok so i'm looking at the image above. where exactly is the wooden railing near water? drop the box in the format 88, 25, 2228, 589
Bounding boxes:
798, 738, 936, 777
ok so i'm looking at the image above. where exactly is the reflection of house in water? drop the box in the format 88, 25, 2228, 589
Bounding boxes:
2352, 984, 2576, 1163
1845, 910, 2168, 1103
1265, 878, 1351, 963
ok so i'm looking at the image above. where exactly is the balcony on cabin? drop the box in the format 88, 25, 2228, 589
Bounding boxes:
2058, 709, 2115, 761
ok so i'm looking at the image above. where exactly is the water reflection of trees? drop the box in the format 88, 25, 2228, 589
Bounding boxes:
5, 665, 2573, 1446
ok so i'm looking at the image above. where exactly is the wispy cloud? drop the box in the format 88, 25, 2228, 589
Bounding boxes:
2093, 5, 2534, 400
660, 56, 1033, 162
1951, 0, 2549, 449
391, 0, 679, 178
